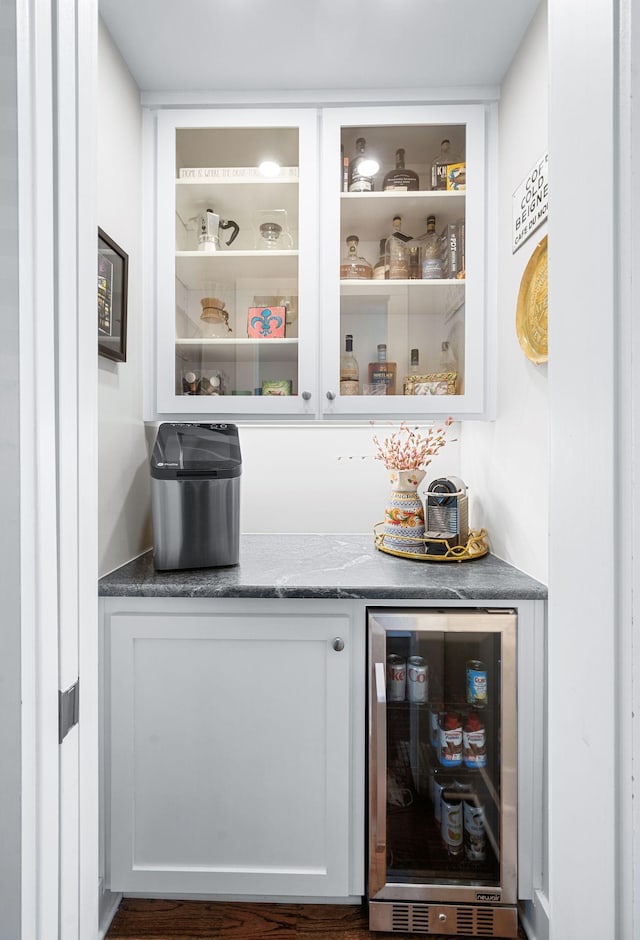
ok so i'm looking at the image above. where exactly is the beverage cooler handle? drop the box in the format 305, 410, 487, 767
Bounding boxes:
374, 662, 387, 853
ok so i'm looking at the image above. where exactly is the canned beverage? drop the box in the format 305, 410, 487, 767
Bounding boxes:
466, 660, 488, 708
463, 712, 487, 769
441, 791, 464, 856
386, 654, 406, 702
407, 655, 428, 703
438, 712, 463, 767
464, 801, 486, 861
430, 704, 442, 747
432, 775, 451, 822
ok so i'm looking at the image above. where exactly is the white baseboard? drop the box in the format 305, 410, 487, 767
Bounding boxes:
519, 889, 550, 940
98, 886, 122, 940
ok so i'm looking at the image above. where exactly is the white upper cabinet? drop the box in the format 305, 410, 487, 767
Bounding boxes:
320, 105, 488, 418
146, 102, 493, 420
153, 108, 320, 417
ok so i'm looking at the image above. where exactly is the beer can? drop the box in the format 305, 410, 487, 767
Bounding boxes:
464, 801, 486, 861
386, 654, 406, 702
441, 791, 464, 856
463, 712, 487, 769
466, 660, 488, 708
407, 655, 428, 703
438, 712, 463, 767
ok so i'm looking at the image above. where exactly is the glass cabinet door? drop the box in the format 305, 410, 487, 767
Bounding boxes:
154, 109, 319, 416
368, 609, 517, 907
320, 106, 488, 418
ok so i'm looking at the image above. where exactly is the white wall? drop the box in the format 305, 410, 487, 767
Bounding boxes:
239, 422, 460, 535
98, 20, 151, 576
547, 0, 619, 935
461, 2, 549, 585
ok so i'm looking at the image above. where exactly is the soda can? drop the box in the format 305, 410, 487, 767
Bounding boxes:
464, 801, 486, 862
430, 704, 442, 747
386, 654, 406, 702
441, 791, 464, 856
438, 712, 463, 767
466, 660, 488, 708
432, 775, 451, 822
407, 655, 428, 704
463, 712, 487, 769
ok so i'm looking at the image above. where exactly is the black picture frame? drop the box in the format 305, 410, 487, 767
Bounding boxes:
98, 227, 128, 362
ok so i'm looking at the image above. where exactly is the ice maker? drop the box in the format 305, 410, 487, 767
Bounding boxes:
150, 423, 242, 570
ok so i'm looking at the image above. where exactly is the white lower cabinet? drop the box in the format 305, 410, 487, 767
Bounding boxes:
101, 597, 365, 898
101, 594, 545, 906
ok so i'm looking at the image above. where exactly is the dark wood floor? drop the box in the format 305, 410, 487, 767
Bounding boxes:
105, 899, 528, 939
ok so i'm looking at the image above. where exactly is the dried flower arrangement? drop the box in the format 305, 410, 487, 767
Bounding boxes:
372, 418, 454, 471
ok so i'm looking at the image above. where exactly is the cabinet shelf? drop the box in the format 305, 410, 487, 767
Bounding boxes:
340, 279, 464, 294
340, 191, 465, 234
176, 250, 299, 289
176, 337, 298, 365
176, 177, 299, 228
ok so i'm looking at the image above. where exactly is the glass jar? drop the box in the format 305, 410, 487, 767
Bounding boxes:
200, 297, 232, 337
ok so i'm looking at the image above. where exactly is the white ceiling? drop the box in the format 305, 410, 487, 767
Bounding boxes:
99, 0, 541, 95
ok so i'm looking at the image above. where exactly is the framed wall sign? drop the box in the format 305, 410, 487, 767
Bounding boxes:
98, 227, 128, 362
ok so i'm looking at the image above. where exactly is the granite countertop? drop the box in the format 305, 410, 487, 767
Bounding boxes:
98, 534, 547, 601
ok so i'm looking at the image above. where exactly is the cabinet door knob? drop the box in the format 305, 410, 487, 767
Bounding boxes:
438, 913, 447, 923
332, 637, 345, 652
326, 390, 336, 401
301, 390, 312, 401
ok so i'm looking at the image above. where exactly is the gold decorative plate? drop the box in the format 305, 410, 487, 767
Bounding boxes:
516, 235, 548, 364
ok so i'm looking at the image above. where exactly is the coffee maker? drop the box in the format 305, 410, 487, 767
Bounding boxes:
425, 476, 469, 548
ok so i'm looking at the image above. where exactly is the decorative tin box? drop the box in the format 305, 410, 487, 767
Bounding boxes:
247, 306, 286, 338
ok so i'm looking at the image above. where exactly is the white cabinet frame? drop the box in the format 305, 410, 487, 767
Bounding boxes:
152, 109, 320, 418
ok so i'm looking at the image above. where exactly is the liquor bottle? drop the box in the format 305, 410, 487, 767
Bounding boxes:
385, 215, 411, 280
431, 138, 459, 190
348, 137, 379, 192
419, 215, 443, 280
340, 334, 360, 395
383, 148, 420, 191
341, 144, 349, 192
368, 344, 397, 395
339, 235, 373, 279
372, 238, 388, 280
403, 348, 421, 394
408, 244, 421, 280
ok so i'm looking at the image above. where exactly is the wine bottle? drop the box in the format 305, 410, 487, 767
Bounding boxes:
340, 334, 360, 395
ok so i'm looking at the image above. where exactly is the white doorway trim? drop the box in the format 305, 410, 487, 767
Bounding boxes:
17, 0, 99, 936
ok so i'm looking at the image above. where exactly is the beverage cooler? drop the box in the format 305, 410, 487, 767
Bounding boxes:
367, 608, 517, 938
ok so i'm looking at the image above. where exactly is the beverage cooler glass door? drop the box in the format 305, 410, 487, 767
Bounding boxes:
367, 608, 517, 928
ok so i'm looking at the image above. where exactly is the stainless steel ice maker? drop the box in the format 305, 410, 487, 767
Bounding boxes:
150, 423, 241, 571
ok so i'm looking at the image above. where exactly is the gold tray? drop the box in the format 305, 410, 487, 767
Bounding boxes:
516, 235, 548, 364
374, 525, 490, 562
